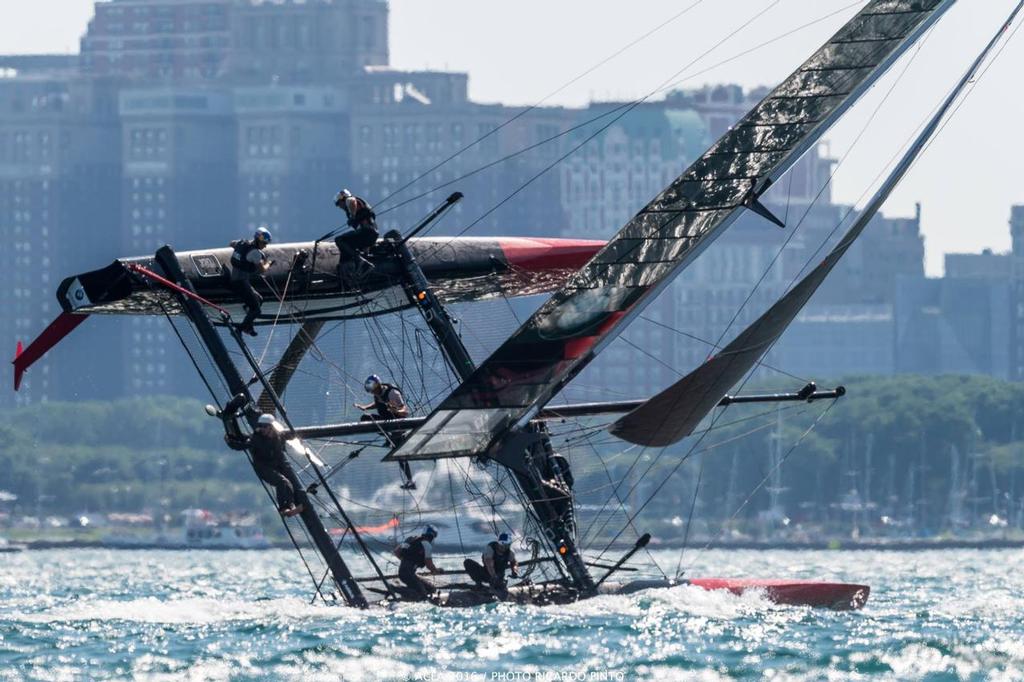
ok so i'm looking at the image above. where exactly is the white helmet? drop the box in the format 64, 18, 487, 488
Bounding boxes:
334, 188, 353, 207
257, 413, 276, 426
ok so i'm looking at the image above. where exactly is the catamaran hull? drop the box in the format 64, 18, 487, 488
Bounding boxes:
54, 236, 606, 322
686, 578, 870, 610
401, 578, 869, 610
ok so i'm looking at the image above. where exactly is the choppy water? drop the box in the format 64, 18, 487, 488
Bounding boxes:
2, 548, 1023, 680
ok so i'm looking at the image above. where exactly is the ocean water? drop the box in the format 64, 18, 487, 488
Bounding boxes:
2, 548, 1023, 680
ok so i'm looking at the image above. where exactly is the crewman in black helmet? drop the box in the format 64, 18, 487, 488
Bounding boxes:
393, 525, 440, 600
229, 226, 273, 336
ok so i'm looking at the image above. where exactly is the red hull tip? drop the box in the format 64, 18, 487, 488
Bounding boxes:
497, 237, 605, 273
688, 578, 870, 610
11, 313, 89, 392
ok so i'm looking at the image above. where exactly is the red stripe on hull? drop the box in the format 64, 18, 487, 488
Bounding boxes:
689, 578, 870, 610
497, 237, 605, 273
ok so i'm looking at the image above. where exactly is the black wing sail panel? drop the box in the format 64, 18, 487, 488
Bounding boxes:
609, 0, 1024, 448
388, 0, 955, 462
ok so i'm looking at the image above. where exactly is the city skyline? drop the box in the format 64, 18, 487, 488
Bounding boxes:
2, 0, 1022, 276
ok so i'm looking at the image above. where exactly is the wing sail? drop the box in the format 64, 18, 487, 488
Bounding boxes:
610, 0, 1024, 447
388, 0, 956, 462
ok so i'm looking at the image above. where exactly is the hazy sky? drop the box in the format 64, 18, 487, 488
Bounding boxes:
4, 0, 1023, 275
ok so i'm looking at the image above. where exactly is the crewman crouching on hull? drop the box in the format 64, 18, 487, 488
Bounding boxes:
464, 532, 519, 593
394, 526, 440, 600
333, 189, 378, 280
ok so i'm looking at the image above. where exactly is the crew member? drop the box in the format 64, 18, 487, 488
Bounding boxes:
355, 374, 409, 421
464, 532, 519, 592
334, 189, 378, 265
393, 526, 440, 600
355, 374, 416, 490
225, 413, 305, 517
229, 227, 273, 336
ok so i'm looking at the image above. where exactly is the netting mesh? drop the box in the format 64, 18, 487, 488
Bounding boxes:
164, 294, 640, 599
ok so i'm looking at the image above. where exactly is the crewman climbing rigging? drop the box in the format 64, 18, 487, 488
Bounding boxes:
224, 412, 306, 518
356, 374, 417, 490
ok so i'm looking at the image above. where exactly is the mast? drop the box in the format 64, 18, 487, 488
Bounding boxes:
387, 230, 597, 595
152, 246, 369, 609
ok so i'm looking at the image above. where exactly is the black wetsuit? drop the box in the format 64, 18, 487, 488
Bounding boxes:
396, 534, 434, 599
229, 239, 265, 330
464, 541, 517, 589
227, 428, 298, 512
360, 384, 413, 482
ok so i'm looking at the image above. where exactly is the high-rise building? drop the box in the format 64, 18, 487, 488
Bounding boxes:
80, 0, 388, 84
1009, 205, 1024, 380
3, 0, 975, 410
349, 68, 571, 238
0, 74, 121, 404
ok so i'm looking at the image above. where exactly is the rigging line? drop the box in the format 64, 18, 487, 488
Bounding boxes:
681, 398, 838, 577
795, 8, 1024, 288
255, 261, 296, 368
577, 432, 670, 579
588, 27, 941, 536
310, 527, 350, 605
620, 335, 683, 378
365, 308, 430, 409
552, 12, 926, 285
637, 315, 810, 384
590, 404, 803, 563
415, 0, 783, 257
378, 106, 624, 218
157, 301, 222, 404
674, 453, 706, 579
582, 385, 813, 545
709, 25, 930, 355
574, 402, 804, 541
373, 0, 708, 213
378, 0, 862, 224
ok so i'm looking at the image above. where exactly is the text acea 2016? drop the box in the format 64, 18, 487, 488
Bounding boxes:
410, 672, 627, 682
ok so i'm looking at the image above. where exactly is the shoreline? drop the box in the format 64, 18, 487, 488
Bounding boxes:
8, 537, 1024, 552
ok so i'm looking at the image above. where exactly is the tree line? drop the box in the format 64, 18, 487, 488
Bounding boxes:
4, 377, 1024, 537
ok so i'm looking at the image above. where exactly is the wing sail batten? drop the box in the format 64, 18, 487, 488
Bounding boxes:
389, 0, 956, 462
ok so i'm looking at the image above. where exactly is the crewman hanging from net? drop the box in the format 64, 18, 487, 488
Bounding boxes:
229, 226, 273, 336
333, 188, 378, 280
393, 525, 440, 600
225, 413, 305, 518
355, 374, 417, 490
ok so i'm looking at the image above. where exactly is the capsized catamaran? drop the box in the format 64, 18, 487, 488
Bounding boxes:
13, 0, 1022, 610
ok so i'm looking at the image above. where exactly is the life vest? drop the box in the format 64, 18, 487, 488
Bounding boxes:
487, 541, 512, 575
398, 535, 428, 568
230, 239, 263, 275
344, 196, 377, 228
373, 383, 404, 420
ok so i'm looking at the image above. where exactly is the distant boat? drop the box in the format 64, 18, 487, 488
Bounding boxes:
0, 536, 25, 553
105, 509, 269, 550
